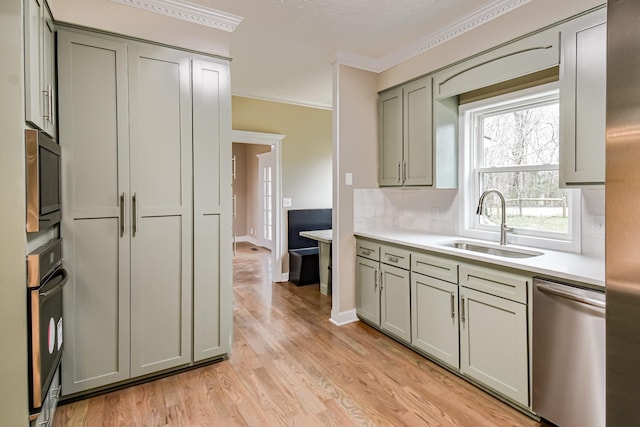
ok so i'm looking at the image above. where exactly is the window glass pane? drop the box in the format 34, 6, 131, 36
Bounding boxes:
479, 170, 568, 234
481, 102, 559, 167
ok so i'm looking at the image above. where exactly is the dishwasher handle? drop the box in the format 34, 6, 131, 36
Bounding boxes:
536, 282, 605, 310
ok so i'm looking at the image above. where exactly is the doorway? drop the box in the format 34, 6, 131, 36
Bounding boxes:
232, 130, 286, 282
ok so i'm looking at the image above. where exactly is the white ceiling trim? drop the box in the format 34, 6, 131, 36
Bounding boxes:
334, 0, 532, 73
232, 91, 333, 111
109, 0, 244, 32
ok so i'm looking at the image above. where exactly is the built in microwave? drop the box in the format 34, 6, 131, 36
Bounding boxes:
26, 129, 61, 232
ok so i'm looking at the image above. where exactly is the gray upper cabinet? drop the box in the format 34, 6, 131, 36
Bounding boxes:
378, 87, 403, 186
24, 0, 56, 137
379, 76, 434, 187
58, 27, 232, 396
432, 27, 560, 100
559, 8, 607, 187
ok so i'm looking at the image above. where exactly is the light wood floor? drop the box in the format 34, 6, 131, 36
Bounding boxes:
53, 242, 545, 426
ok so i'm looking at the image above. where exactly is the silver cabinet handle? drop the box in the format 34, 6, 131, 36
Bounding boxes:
49, 85, 54, 125
374, 269, 378, 290
461, 295, 466, 323
132, 193, 137, 237
42, 88, 50, 120
397, 162, 401, 183
379, 270, 384, 292
536, 282, 605, 309
386, 255, 399, 263
450, 292, 455, 319
119, 193, 125, 237
403, 161, 407, 182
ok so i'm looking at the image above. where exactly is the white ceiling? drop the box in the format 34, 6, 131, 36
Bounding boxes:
50, 0, 529, 109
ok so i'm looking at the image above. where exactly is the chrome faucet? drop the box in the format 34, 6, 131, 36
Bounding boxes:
476, 189, 513, 245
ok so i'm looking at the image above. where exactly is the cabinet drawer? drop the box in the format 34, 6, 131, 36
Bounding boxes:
411, 252, 458, 284
356, 239, 380, 261
380, 244, 411, 270
459, 263, 529, 304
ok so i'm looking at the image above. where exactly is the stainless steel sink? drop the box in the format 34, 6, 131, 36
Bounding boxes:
440, 240, 543, 259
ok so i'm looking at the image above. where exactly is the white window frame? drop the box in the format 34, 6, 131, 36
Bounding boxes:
458, 83, 581, 253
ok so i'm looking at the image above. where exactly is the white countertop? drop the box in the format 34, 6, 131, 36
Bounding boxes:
300, 229, 333, 244
354, 229, 605, 289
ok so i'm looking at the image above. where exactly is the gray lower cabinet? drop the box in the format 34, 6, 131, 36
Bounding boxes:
58, 28, 231, 396
355, 238, 533, 410
459, 287, 529, 406
411, 273, 459, 369
356, 255, 381, 325
380, 264, 411, 343
458, 263, 530, 407
356, 239, 411, 343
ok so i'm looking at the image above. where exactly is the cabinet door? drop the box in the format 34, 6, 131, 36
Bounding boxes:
129, 45, 193, 376
559, 9, 606, 186
192, 59, 232, 362
24, 0, 44, 130
411, 273, 459, 369
379, 87, 403, 186
460, 287, 529, 406
380, 264, 411, 343
58, 30, 131, 395
41, 5, 56, 138
403, 77, 433, 186
356, 256, 380, 325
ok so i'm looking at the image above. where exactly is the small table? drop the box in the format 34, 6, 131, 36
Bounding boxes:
299, 229, 332, 295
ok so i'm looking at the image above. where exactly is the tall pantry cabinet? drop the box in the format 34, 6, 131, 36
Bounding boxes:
58, 28, 232, 396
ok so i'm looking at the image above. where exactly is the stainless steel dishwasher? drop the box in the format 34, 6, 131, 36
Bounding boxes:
533, 278, 605, 427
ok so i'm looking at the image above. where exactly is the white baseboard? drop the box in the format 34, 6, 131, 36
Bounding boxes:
239, 235, 261, 247
274, 272, 289, 283
330, 309, 358, 326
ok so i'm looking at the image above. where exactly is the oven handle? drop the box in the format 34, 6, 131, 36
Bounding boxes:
39, 268, 69, 300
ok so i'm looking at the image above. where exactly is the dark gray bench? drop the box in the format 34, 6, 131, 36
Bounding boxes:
287, 209, 332, 285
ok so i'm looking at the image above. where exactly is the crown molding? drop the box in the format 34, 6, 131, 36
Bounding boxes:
232, 130, 286, 145
232, 91, 333, 111
333, 0, 531, 73
109, 0, 244, 32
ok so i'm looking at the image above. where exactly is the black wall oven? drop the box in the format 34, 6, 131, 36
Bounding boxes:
25, 129, 61, 233
27, 238, 67, 413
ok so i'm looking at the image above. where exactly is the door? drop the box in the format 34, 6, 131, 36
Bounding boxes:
192, 58, 232, 362
379, 87, 403, 186
58, 31, 131, 395
257, 150, 275, 251
41, 6, 56, 138
356, 256, 380, 325
459, 287, 529, 406
128, 45, 193, 376
411, 273, 459, 368
380, 264, 411, 343
403, 76, 433, 186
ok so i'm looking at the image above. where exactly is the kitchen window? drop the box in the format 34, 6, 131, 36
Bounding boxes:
459, 84, 580, 251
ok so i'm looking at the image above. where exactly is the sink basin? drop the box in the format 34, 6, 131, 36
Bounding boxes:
440, 240, 543, 259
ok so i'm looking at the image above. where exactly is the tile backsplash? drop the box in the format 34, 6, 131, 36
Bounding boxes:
354, 187, 605, 258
